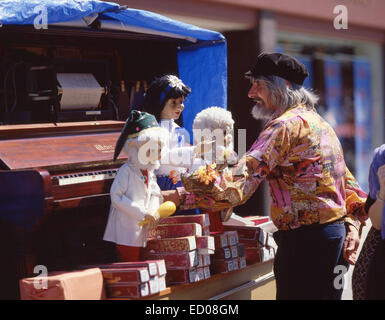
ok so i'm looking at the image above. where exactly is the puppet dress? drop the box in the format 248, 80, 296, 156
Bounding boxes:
156, 119, 199, 215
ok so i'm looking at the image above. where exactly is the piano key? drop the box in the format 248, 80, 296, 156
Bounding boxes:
57, 170, 116, 186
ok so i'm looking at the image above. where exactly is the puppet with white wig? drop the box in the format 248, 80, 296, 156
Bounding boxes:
177, 106, 237, 232
103, 110, 167, 262
192, 106, 237, 167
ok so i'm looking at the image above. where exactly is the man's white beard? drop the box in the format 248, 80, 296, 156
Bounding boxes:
127, 146, 160, 171
251, 104, 277, 123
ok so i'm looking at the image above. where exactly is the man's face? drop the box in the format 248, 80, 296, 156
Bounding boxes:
248, 78, 277, 121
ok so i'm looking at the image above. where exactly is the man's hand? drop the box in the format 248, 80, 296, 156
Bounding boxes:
343, 224, 360, 265
161, 190, 181, 207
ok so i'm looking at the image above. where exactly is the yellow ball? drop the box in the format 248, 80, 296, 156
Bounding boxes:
158, 201, 176, 218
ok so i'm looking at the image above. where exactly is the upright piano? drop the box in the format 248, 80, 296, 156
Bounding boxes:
0, 121, 126, 299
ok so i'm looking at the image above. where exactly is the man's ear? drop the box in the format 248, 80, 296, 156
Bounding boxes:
286, 81, 291, 88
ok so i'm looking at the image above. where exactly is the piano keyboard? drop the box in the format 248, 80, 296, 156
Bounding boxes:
56, 169, 118, 186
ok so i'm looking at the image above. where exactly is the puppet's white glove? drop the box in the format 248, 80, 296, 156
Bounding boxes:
144, 208, 160, 230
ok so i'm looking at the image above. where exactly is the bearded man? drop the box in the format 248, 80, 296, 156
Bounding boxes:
165, 52, 368, 300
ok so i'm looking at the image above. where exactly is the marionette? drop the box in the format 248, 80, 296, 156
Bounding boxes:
142, 75, 212, 215
103, 110, 169, 262
190, 106, 237, 232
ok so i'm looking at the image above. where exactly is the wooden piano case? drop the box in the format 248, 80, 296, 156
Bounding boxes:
0, 20, 195, 299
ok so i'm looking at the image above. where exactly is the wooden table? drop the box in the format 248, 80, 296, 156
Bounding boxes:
111, 260, 276, 300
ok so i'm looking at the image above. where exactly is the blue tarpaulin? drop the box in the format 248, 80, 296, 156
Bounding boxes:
0, 0, 227, 141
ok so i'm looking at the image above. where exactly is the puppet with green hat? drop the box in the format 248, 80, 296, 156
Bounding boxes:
103, 110, 171, 262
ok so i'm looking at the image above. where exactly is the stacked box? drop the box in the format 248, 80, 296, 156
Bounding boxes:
238, 256, 247, 269
230, 245, 238, 258
145, 214, 214, 286
223, 225, 276, 266
210, 230, 241, 275
158, 214, 210, 229
261, 246, 276, 262
77, 260, 167, 299
196, 236, 215, 255
147, 223, 202, 240
213, 247, 232, 260
101, 267, 149, 284
211, 259, 234, 274
244, 216, 270, 226
145, 236, 196, 253
203, 266, 211, 279
245, 247, 261, 264
224, 231, 238, 246
196, 267, 205, 281
232, 258, 239, 271
106, 282, 149, 299
237, 243, 245, 258
78, 261, 159, 277
202, 227, 211, 236
166, 268, 197, 285
212, 232, 228, 248
198, 254, 211, 267
143, 251, 198, 270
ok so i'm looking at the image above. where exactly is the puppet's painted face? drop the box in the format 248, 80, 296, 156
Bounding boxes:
160, 97, 185, 120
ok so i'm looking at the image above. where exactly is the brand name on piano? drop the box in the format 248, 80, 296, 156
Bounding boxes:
94, 144, 114, 153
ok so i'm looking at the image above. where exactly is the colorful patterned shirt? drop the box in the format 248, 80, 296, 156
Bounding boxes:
245, 104, 368, 231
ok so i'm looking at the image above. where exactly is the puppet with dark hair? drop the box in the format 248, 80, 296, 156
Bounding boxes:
141, 75, 208, 215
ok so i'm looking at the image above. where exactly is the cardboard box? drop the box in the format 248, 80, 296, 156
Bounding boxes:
157, 275, 167, 292
245, 247, 261, 265
196, 236, 215, 254
211, 232, 228, 248
224, 231, 238, 246
101, 267, 149, 284
147, 223, 202, 239
223, 225, 260, 241
203, 227, 211, 236
155, 260, 167, 276
148, 276, 159, 295
159, 214, 210, 229
198, 254, 211, 267
261, 247, 275, 262
232, 258, 239, 271
144, 251, 198, 270
237, 243, 245, 257
244, 216, 270, 226
266, 233, 277, 250
230, 245, 238, 258
19, 268, 105, 300
203, 266, 211, 279
239, 257, 247, 269
213, 247, 231, 260
210, 259, 233, 274
166, 268, 197, 285
106, 282, 149, 299
239, 238, 261, 248
145, 236, 196, 253
196, 267, 205, 281
78, 261, 158, 277
198, 248, 215, 255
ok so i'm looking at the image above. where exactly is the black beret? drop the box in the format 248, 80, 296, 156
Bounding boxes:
245, 52, 309, 86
